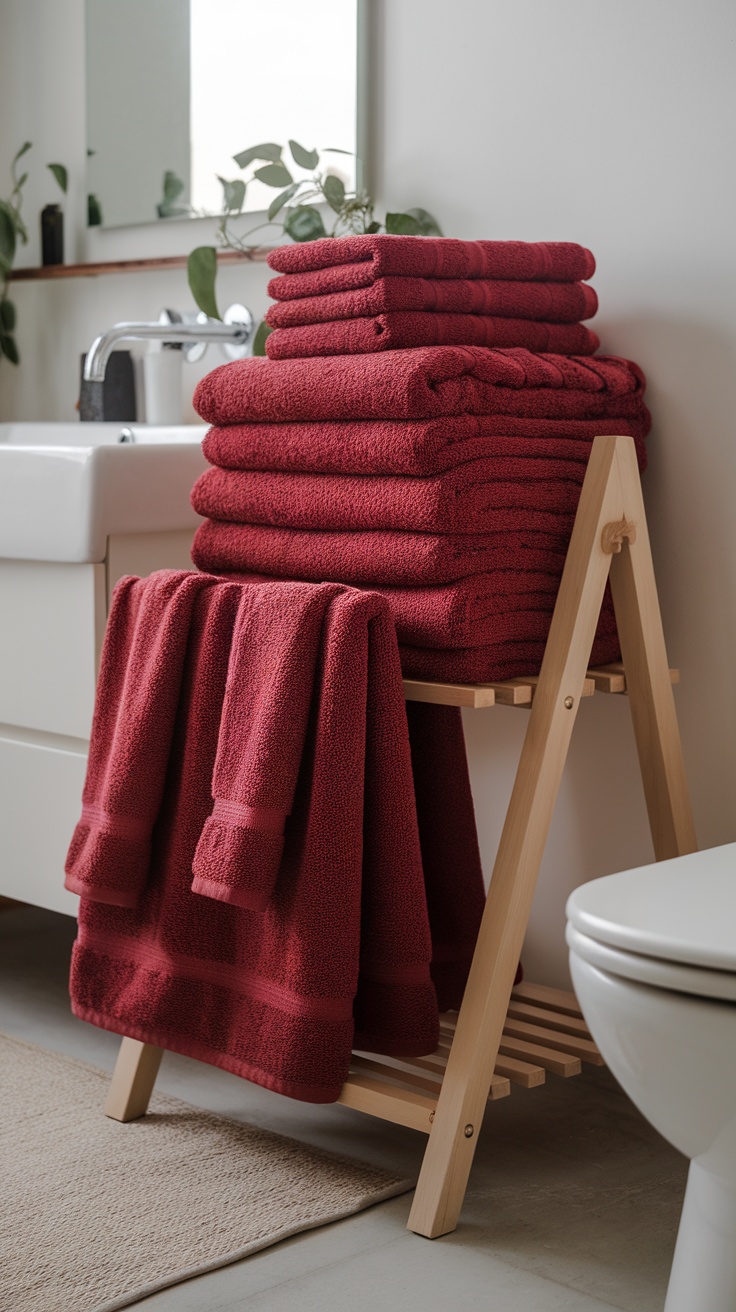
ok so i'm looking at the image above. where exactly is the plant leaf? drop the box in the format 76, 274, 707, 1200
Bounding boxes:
87, 193, 103, 226
11, 142, 32, 167
288, 139, 319, 170
323, 147, 353, 155
0, 299, 16, 332
254, 162, 293, 188
403, 207, 443, 236
366, 220, 381, 234
252, 320, 273, 356
0, 203, 17, 267
283, 205, 326, 243
187, 246, 220, 320
268, 182, 300, 222
16, 172, 28, 189
162, 170, 185, 202
233, 142, 282, 170
47, 163, 68, 194
385, 211, 423, 236
217, 176, 246, 213
0, 333, 20, 364
322, 174, 345, 213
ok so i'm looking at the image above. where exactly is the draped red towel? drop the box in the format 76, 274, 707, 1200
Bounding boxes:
202, 414, 650, 479
266, 276, 598, 324
69, 574, 488, 1101
191, 581, 343, 911
64, 570, 219, 907
191, 457, 595, 536
267, 234, 596, 284
193, 347, 647, 428
264, 315, 600, 361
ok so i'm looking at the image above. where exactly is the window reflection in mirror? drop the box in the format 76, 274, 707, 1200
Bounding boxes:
85, 0, 358, 230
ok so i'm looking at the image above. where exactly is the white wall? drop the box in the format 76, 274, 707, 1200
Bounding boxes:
2, 0, 735, 984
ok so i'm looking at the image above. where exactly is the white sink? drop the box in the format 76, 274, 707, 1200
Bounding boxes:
0, 422, 208, 562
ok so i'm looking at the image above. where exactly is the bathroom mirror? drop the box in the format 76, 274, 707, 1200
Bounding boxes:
85, 0, 358, 230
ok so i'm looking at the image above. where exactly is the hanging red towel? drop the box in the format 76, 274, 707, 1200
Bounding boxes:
191, 581, 342, 910
264, 314, 600, 361
191, 458, 593, 536
64, 570, 222, 907
266, 276, 598, 324
267, 234, 596, 283
202, 414, 650, 479
193, 347, 647, 428
70, 577, 489, 1101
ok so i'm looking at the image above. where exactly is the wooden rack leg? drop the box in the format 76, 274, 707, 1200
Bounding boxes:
407, 435, 695, 1238
105, 1038, 164, 1122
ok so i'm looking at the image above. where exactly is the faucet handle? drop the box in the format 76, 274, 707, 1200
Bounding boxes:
221, 304, 254, 361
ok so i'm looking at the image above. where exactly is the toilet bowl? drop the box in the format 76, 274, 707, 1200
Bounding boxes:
566, 843, 736, 1312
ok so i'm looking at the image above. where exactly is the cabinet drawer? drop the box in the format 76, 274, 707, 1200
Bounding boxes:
0, 561, 105, 739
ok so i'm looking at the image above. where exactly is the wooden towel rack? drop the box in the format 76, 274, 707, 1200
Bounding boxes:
103, 434, 696, 1240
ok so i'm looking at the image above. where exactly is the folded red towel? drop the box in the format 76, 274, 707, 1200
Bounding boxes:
191, 458, 591, 536
194, 347, 646, 427
267, 235, 596, 283
264, 315, 600, 361
192, 519, 583, 586
64, 570, 221, 907
202, 414, 650, 479
400, 626, 622, 684
71, 581, 441, 1101
266, 276, 598, 324
191, 581, 342, 910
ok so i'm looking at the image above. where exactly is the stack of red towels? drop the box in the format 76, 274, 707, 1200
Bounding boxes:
191, 236, 652, 683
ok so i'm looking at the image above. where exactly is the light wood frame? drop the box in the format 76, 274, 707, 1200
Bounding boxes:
101, 435, 696, 1240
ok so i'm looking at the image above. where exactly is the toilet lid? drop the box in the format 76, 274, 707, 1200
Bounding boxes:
566, 842, 736, 974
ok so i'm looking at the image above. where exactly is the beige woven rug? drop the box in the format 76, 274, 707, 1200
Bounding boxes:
1, 1033, 412, 1312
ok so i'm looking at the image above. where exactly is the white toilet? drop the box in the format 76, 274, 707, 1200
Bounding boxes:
566, 842, 736, 1312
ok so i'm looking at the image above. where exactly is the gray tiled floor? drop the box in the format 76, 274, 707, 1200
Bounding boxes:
1, 904, 686, 1310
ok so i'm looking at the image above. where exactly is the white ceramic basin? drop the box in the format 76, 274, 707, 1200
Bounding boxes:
0, 422, 208, 562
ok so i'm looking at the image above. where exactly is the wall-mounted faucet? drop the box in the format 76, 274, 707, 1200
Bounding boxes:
80, 304, 254, 420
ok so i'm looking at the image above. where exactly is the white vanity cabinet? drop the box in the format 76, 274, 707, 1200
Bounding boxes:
0, 422, 207, 914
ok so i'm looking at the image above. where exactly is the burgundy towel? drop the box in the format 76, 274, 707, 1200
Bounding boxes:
192, 519, 584, 586
202, 414, 650, 479
207, 566, 618, 652
64, 570, 218, 908
70, 581, 441, 1101
193, 348, 646, 427
267, 235, 596, 283
191, 581, 342, 910
400, 626, 622, 684
264, 315, 600, 361
191, 458, 592, 536
266, 276, 598, 324
406, 703, 486, 1008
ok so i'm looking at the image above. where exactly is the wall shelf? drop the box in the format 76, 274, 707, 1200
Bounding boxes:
10, 249, 272, 282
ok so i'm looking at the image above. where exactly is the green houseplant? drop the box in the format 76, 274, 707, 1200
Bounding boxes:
187, 140, 441, 354
0, 145, 68, 364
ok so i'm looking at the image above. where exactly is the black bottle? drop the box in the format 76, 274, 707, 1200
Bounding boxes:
41, 204, 64, 265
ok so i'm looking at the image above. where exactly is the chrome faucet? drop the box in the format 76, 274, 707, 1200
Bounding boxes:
83, 304, 254, 382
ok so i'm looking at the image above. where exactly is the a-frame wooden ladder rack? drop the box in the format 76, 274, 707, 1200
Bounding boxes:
104, 434, 697, 1241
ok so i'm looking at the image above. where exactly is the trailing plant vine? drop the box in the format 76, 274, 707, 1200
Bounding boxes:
187, 139, 441, 353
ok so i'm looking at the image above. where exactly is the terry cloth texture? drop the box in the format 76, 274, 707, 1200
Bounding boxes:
267, 234, 596, 283
191, 457, 596, 535
264, 315, 600, 360
69, 574, 487, 1101
201, 415, 650, 479
193, 347, 647, 427
398, 628, 623, 683
266, 276, 598, 324
64, 570, 220, 908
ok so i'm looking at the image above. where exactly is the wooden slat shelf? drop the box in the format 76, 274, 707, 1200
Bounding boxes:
9, 248, 272, 281
403, 664, 679, 709
336, 983, 601, 1132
